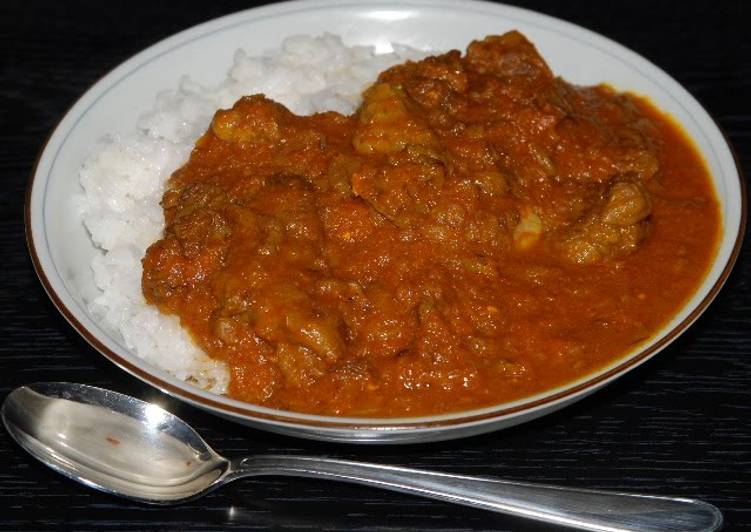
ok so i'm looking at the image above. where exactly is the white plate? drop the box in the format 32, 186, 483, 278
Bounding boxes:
26, 0, 745, 443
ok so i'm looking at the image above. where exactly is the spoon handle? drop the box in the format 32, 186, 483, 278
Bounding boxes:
228, 455, 721, 532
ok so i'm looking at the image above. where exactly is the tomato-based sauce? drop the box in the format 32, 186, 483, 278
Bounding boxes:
142, 32, 720, 416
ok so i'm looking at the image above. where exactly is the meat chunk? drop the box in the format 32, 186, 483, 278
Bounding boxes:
602, 181, 652, 226
353, 83, 437, 155
466, 30, 553, 82
557, 181, 652, 264
210, 95, 284, 144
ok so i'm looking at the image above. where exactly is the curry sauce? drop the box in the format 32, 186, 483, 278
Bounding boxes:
142, 32, 720, 416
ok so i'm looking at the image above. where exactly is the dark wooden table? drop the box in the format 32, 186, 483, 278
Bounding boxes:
1, 1, 749, 530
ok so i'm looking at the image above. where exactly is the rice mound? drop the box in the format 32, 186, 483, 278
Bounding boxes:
79, 34, 427, 393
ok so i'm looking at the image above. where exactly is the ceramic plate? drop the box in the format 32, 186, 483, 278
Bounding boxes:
26, 0, 745, 443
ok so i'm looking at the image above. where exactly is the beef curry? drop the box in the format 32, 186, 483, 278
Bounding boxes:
142, 31, 720, 416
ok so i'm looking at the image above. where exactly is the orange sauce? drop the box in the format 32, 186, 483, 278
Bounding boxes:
142, 32, 719, 416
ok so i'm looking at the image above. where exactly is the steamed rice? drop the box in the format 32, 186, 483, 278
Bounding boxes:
79, 34, 428, 393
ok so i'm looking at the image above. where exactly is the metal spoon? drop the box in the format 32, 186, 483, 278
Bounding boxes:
2, 383, 722, 531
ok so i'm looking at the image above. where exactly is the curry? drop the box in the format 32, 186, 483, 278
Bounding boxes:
142, 31, 720, 416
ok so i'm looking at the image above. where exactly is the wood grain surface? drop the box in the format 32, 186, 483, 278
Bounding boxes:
1, 1, 749, 530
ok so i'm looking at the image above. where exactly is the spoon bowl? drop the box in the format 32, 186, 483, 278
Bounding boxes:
2, 382, 724, 531
2, 382, 228, 503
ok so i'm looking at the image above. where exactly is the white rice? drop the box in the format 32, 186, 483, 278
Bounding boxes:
79, 34, 428, 394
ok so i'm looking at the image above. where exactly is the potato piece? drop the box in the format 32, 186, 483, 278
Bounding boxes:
513, 208, 542, 250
